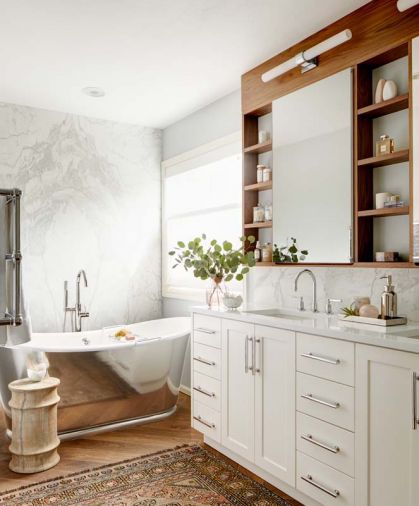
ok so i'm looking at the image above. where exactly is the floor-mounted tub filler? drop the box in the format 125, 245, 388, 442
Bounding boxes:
0, 317, 191, 439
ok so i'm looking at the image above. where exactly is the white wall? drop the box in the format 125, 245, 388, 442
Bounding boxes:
0, 102, 162, 334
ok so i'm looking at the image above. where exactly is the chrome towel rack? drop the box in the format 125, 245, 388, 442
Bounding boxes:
0, 188, 22, 326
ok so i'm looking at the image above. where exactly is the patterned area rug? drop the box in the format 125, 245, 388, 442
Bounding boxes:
0, 444, 295, 505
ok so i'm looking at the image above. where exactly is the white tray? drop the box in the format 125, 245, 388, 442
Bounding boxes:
339, 315, 407, 327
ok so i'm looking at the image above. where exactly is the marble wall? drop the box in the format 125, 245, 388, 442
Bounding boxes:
246, 266, 419, 321
0, 102, 162, 333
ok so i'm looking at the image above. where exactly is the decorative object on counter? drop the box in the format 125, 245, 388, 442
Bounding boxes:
254, 240, 262, 262
26, 352, 49, 382
256, 164, 264, 183
264, 202, 272, 221
273, 237, 309, 263
261, 242, 273, 262
382, 79, 398, 101
376, 191, 392, 209
374, 78, 386, 103
351, 296, 371, 313
339, 313, 407, 326
380, 274, 397, 319
262, 165, 272, 182
222, 292, 243, 310
258, 130, 270, 144
8, 377, 60, 474
169, 234, 256, 307
253, 203, 265, 223
376, 251, 399, 262
359, 304, 380, 319
376, 134, 395, 156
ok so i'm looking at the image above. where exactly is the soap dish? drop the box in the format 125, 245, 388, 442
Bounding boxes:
339, 315, 407, 327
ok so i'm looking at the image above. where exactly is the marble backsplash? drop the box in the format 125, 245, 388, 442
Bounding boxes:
246, 266, 419, 321
0, 102, 162, 334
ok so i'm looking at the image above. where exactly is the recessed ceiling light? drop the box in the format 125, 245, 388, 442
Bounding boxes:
82, 86, 105, 98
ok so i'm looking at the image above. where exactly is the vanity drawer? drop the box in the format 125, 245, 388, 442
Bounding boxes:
297, 333, 354, 386
193, 371, 221, 411
297, 412, 354, 476
193, 401, 221, 443
193, 314, 221, 348
297, 452, 354, 506
193, 343, 221, 380
297, 373, 354, 431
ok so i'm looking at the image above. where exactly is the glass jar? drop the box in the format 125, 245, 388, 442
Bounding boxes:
256, 165, 265, 183
262, 243, 273, 262
376, 134, 395, 156
254, 240, 262, 262
262, 166, 272, 182
264, 203, 272, 221
253, 203, 265, 223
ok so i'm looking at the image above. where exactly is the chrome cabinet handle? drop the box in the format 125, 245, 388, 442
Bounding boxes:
193, 386, 215, 398
301, 434, 340, 453
301, 352, 340, 365
301, 475, 340, 498
245, 335, 249, 373
301, 393, 340, 409
193, 356, 216, 367
413, 372, 419, 430
254, 338, 261, 374
195, 327, 216, 334
193, 415, 215, 429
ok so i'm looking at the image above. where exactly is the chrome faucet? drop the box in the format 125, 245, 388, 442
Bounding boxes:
294, 269, 318, 313
64, 269, 90, 332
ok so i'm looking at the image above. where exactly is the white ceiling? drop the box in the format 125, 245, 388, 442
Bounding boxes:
0, 0, 371, 129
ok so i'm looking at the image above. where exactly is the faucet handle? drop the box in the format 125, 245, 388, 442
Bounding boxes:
298, 296, 305, 312
326, 298, 343, 315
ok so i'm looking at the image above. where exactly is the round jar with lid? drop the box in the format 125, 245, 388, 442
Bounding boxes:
253, 204, 265, 223
262, 166, 272, 182
256, 165, 265, 184
262, 243, 273, 262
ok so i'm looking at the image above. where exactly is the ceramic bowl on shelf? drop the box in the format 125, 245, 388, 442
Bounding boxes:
223, 293, 243, 310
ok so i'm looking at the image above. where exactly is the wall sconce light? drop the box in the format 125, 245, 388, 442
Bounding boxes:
397, 0, 419, 11
261, 29, 352, 83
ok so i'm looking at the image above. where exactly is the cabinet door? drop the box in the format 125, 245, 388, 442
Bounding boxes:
356, 344, 419, 506
221, 319, 255, 461
254, 325, 296, 486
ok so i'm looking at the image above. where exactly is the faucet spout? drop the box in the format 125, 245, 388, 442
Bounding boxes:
77, 269, 88, 288
294, 269, 318, 313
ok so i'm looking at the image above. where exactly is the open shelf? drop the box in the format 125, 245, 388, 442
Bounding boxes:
244, 221, 272, 229
244, 181, 272, 191
357, 150, 409, 168
357, 93, 409, 118
357, 206, 409, 218
354, 262, 414, 268
243, 140, 272, 155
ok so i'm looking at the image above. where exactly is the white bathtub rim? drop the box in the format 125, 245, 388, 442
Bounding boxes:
10, 316, 191, 353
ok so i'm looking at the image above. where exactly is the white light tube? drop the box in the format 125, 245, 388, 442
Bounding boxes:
397, 0, 419, 11
261, 29, 352, 83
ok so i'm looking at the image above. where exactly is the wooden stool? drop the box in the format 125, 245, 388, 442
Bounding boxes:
8, 377, 60, 474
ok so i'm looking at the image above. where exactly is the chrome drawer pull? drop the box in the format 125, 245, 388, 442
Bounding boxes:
301, 434, 340, 453
412, 372, 419, 430
193, 386, 215, 398
193, 356, 216, 367
301, 393, 340, 409
301, 352, 340, 365
195, 327, 216, 334
193, 415, 215, 429
301, 475, 340, 498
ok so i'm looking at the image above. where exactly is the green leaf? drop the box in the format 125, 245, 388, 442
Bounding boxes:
241, 267, 249, 274
301, 250, 308, 255
168, 251, 175, 255
202, 233, 206, 240
247, 235, 256, 244
223, 241, 232, 251
177, 241, 185, 248
225, 274, 234, 282
236, 273, 244, 281
210, 239, 217, 246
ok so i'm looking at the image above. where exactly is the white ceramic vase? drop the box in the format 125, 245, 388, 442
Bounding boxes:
382, 80, 398, 101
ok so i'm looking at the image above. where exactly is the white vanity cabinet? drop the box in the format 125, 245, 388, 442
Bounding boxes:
355, 345, 419, 506
191, 309, 419, 506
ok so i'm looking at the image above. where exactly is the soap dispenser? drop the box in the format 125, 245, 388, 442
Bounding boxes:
380, 275, 397, 319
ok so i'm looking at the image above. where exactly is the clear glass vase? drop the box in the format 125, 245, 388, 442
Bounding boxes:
206, 277, 225, 307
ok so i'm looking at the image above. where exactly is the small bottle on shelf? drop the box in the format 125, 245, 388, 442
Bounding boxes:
256, 165, 265, 183
376, 134, 395, 156
254, 241, 262, 262
262, 243, 273, 262
253, 203, 265, 223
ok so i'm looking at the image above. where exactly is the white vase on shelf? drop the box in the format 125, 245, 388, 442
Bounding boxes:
382, 80, 398, 101
375, 78, 386, 103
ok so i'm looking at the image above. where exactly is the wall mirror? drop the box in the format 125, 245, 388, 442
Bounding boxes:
272, 68, 353, 263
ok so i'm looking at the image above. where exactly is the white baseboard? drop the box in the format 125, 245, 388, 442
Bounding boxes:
180, 384, 191, 396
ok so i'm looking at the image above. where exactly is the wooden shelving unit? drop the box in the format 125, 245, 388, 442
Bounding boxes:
354, 41, 412, 265
242, 106, 273, 248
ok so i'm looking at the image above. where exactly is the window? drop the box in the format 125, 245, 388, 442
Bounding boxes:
162, 133, 242, 301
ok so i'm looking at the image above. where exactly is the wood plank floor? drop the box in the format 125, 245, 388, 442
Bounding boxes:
0, 393, 302, 505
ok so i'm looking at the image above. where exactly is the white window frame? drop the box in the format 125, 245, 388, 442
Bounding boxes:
162, 132, 242, 301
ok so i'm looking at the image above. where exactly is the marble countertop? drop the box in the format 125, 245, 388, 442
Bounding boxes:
192, 305, 419, 354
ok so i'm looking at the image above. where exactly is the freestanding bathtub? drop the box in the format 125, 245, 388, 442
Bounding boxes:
0, 317, 190, 439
